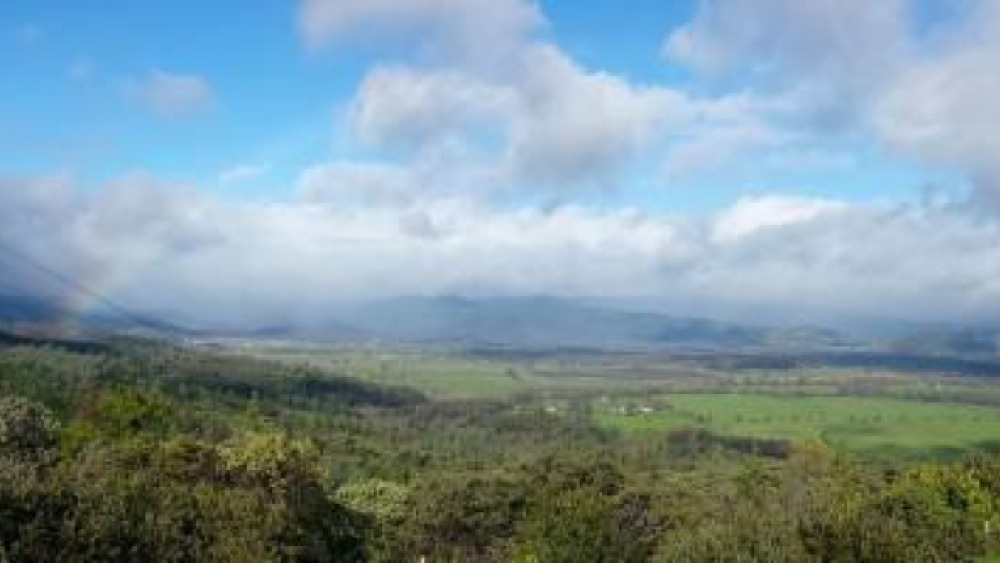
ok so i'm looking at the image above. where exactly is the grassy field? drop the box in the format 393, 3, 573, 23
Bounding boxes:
594, 393, 1000, 458
234, 342, 687, 398
225, 341, 1000, 458
234, 343, 544, 398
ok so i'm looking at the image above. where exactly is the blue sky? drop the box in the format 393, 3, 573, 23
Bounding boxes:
2, 0, 338, 189
2, 0, 1000, 325
0, 0, 954, 207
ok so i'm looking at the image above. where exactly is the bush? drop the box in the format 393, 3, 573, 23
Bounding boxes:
0, 396, 59, 463
515, 459, 658, 563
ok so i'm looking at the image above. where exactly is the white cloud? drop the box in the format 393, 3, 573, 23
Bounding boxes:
0, 175, 681, 323
663, 119, 786, 179
660, 0, 921, 156
502, 46, 683, 187
664, 0, 1000, 212
342, 42, 690, 193
696, 201, 1000, 321
664, 0, 911, 105
317, 0, 889, 198
4, 174, 1000, 326
299, 161, 417, 205
130, 70, 214, 120
874, 1, 1000, 207
349, 66, 517, 151
711, 195, 845, 243
298, 0, 543, 68
0, 173, 218, 303
299, 153, 505, 205
298, 0, 714, 195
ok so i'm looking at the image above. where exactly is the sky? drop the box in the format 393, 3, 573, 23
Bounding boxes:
1, 0, 1000, 328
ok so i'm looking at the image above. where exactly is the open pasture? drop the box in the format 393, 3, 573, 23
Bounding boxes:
595, 393, 1000, 458
229, 341, 1000, 458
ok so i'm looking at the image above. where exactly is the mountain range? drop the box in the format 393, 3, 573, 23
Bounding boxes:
0, 293, 996, 358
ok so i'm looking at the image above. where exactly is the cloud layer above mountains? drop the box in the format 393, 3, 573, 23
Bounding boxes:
3, 0, 1000, 327
3, 172, 1000, 327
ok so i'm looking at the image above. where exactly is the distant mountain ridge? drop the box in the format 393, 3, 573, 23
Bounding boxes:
327, 296, 850, 350
0, 294, 194, 339
0, 293, 855, 350
883, 326, 1000, 359
0, 294, 65, 323
2, 293, 996, 356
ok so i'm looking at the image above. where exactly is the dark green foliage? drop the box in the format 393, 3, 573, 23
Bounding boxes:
0, 345, 387, 561
0, 424, 367, 561
515, 458, 659, 562
665, 427, 792, 458
401, 474, 528, 561
0, 395, 59, 463
2, 341, 1000, 561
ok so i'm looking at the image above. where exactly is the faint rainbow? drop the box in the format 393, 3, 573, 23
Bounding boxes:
53, 262, 138, 329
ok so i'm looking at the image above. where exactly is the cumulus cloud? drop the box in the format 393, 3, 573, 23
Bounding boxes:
661, 0, 925, 182
874, 1, 1000, 208
311, 0, 887, 198
342, 41, 801, 193
666, 0, 1000, 212
349, 66, 518, 151
340, 42, 696, 193
130, 70, 214, 120
664, 0, 912, 124
297, 0, 713, 195
711, 195, 845, 243
501, 46, 683, 187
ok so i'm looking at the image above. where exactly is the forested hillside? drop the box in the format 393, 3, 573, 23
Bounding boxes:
2, 339, 1000, 561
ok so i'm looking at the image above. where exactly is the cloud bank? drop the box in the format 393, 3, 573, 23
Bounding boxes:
2, 173, 1000, 327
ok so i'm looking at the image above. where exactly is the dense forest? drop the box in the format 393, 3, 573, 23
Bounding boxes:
1, 339, 1000, 561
